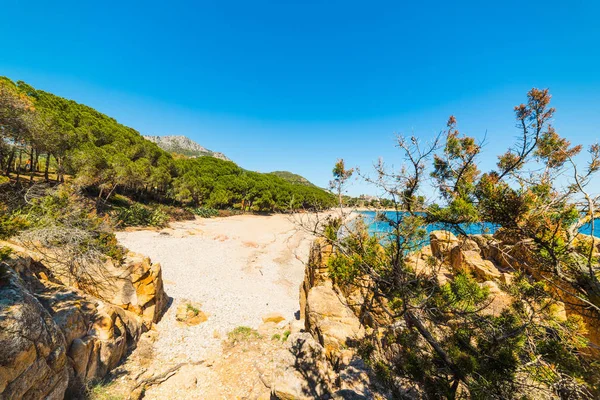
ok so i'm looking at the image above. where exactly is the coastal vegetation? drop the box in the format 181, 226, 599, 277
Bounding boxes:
318, 88, 600, 398
0, 76, 335, 218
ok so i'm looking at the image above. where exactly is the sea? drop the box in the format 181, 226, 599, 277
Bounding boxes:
359, 211, 600, 238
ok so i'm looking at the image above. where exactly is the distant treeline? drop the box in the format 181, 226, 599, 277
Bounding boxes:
0, 77, 335, 212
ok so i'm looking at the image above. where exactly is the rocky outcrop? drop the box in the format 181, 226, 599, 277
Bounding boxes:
305, 282, 365, 357
0, 269, 69, 400
100, 251, 168, 327
272, 333, 383, 400
143, 134, 231, 161
280, 237, 395, 399
444, 231, 600, 353
292, 229, 600, 398
1, 241, 167, 327
37, 279, 146, 386
272, 333, 336, 400
272, 238, 387, 399
300, 239, 367, 357
0, 245, 168, 399
449, 246, 502, 281
429, 230, 459, 260
300, 239, 334, 322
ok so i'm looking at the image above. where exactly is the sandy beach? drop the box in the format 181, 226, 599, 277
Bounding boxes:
112, 213, 320, 398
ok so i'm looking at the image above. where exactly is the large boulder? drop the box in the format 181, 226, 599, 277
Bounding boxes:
305, 282, 365, 357
450, 246, 502, 281
0, 267, 69, 400
98, 251, 168, 326
271, 333, 335, 400
429, 231, 459, 260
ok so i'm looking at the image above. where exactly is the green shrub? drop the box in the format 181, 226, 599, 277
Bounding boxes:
86, 380, 123, 400
190, 207, 219, 218
107, 194, 131, 208
114, 204, 169, 227
160, 205, 195, 221
0, 246, 13, 262
227, 326, 261, 343
0, 208, 30, 240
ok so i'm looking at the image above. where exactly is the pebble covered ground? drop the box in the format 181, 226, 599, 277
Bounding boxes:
110, 214, 315, 398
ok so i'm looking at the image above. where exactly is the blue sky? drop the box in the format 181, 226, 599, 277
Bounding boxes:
2, 0, 599, 195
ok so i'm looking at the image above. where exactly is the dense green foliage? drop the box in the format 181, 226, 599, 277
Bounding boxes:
269, 170, 316, 187
114, 203, 169, 228
323, 89, 600, 399
0, 77, 335, 212
173, 157, 334, 211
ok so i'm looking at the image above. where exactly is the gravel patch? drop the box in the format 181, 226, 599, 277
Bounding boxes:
115, 214, 313, 363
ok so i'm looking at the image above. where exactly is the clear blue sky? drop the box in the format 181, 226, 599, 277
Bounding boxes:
2, 0, 599, 195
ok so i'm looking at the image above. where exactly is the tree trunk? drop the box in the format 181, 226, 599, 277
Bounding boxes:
5, 147, 15, 176
405, 311, 465, 386
16, 149, 22, 182
29, 147, 35, 183
44, 153, 50, 182
34, 151, 40, 172
56, 155, 63, 183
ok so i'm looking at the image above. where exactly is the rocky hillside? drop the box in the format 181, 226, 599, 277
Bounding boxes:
144, 135, 230, 161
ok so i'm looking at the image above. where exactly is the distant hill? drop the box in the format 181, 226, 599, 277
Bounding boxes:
144, 135, 230, 161
269, 171, 316, 187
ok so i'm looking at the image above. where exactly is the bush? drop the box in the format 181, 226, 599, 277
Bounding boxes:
190, 207, 219, 218
114, 204, 169, 227
0, 246, 13, 262
227, 326, 261, 343
0, 207, 30, 240
15, 186, 126, 289
161, 205, 195, 221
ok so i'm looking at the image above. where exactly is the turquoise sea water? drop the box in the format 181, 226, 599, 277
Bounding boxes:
359, 211, 600, 238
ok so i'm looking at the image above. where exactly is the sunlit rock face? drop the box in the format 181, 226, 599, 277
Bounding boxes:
0, 246, 168, 398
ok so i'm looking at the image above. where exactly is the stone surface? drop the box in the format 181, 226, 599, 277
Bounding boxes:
305, 282, 365, 356
271, 333, 334, 400
0, 267, 69, 400
1, 241, 168, 327
262, 312, 286, 324
0, 244, 165, 399
429, 230, 459, 260
300, 238, 334, 322
103, 251, 168, 327
35, 274, 145, 387
450, 246, 502, 281
175, 302, 208, 326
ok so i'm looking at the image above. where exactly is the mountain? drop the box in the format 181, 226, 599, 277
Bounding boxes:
144, 135, 230, 161
269, 171, 316, 187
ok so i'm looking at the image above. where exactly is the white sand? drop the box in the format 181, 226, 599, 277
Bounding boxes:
115, 214, 314, 363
